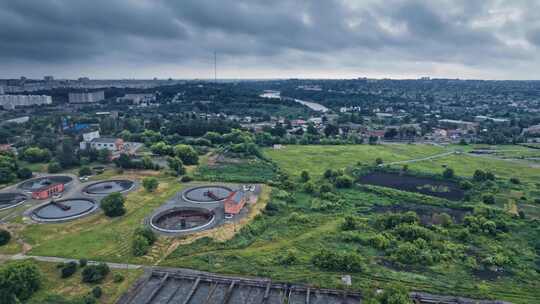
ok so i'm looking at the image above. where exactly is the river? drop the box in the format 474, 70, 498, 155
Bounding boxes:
259, 90, 329, 113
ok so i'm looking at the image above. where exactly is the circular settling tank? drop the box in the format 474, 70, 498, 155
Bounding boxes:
182, 186, 233, 203
18, 176, 73, 192
150, 207, 215, 233
31, 198, 97, 222
83, 180, 134, 195
0, 193, 27, 210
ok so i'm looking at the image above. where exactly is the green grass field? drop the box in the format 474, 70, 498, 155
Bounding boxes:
264, 144, 444, 177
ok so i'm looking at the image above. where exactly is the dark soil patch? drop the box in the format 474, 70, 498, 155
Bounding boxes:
368, 204, 470, 225
358, 172, 464, 201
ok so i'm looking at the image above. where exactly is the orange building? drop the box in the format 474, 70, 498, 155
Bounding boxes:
31, 183, 65, 200
223, 191, 247, 215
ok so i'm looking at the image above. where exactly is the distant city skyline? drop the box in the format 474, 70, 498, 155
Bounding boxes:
2, 1, 540, 80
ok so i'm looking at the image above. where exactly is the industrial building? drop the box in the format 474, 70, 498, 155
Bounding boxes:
68, 91, 105, 103
0, 94, 52, 110
31, 183, 64, 200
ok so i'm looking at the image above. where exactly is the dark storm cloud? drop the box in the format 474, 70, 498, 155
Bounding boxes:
0, 0, 539, 79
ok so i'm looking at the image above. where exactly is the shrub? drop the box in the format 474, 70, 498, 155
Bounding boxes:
341, 215, 363, 230
134, 227, 157, 245
375, 158, 383, 165
375, 211, 419, 230
509, 177, 521, 185
300, 170, 310, 182
142, 177, 159, 192
47, 161, 62, 173
101, 193, 126, 217
375, 283, 412, 304
16, 167, 33, 179
311, 249, 365, 272
79, 258, 88, 268
459, 180, 473, 190
180, 175, 193, 182
174, 144, 199, 165
0, 229, 11, 246
92, 286, 102, 298
81, 263, 110, 283
131, 235, 150, 256
334, 175, 353, 188
274, 249, 298, 265
78, 166, 92, 177
302, 181, 316, 194
83, 294, 97, 304
318, 183, 334, 194
442, 168, 454, 179
482, 194, 496, 205
60, 261, 78, 278
113, 273, 125, 283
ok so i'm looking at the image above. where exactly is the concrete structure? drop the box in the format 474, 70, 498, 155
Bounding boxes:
117, 93, 156, 104
89, 137, 124, 152
474, 115, 510, 124
68, 91, 105, 103
0, 86, 4, 95
438, 119, 478, 131
0, 94, 52, 110
31, 183, 64, 200
4, 116, 29, 124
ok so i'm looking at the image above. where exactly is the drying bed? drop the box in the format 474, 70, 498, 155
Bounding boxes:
17, 175, 73, 192
83, 179, 134, 195
31, 198, 97, 222
0, 193, 27, 211
150, 207, 215, 233
182, 185, 233, 203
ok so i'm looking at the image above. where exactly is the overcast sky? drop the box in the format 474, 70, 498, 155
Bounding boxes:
2, 0, 540, 80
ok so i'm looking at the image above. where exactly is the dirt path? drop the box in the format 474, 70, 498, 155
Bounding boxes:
383, 151, 456, 166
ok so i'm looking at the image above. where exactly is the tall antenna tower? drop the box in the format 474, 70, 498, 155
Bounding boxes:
214, 51, 217, 83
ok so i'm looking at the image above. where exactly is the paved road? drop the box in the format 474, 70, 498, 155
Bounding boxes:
383, 151, 456, 166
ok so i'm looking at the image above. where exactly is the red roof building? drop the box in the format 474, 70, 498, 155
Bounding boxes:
223, 191, 247, 215
32, 183, 65, 200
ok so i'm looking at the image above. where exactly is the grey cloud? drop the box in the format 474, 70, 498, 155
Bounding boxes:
0, 0, 539, 79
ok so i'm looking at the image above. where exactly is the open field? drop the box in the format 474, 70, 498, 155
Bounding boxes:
264, 144, 445, 177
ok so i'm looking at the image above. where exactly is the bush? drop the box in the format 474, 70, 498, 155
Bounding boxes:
134, 227, 157, 245
180, 175, 193, 182
174, 144, 199, 165
482, 194, 496, 205
81, 263, 110, 283
442, 168, 454, 179
274, 249, 298, 265
100, 193, 126, 217
47, 161, 62, 173
341, 215, 363, 230
375, 158, 383, 165
113, 273, 125, 283
142, 177, 159, 192
92, 286, 102, 298
79, 258, 88, 268
78, 166, 92, 177
0, 229, 11, 246
509, 177, 521, 185
0, 260, 42, 302
300, 170, 310, 182
60, 261, 78, 278
311, 249, 365, 272
16, 167, 33, 179
459, 180, 473, 190
131, 235, 150, 257
334, 175, 353, 188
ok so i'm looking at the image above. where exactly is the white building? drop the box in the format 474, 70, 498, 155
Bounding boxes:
116, 93, 155, 104
5, 116, 29, 124
68, 91, 105, 103
0, 95, 52, 110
